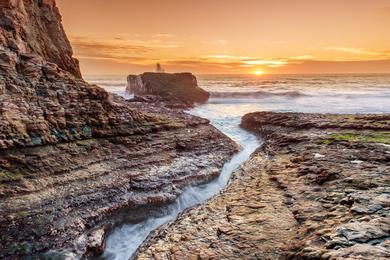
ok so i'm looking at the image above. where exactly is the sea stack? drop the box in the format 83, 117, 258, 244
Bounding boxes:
127, 72, 210, 106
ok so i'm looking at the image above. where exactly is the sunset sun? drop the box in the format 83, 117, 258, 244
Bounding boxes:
254, 70, 264, 75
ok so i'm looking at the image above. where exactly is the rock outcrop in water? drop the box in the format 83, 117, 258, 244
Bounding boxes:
127, 72, 210, 106
0, 1, 237, 258
137, 112, 390, 259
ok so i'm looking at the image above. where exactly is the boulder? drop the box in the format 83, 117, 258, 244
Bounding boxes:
127, 72, 210, 105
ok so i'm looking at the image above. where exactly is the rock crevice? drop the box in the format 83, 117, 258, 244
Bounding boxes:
138, 112, 390, 259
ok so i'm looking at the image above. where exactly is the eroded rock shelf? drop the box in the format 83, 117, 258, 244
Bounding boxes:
0, 0, 237, 258
1, 1, 389, 259
137, 112, 390, 259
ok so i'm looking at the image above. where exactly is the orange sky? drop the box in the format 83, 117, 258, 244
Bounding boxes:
56, 0, 390, 75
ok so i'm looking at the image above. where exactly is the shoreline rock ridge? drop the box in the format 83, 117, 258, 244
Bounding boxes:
137, 112, 390, 259
0, 0, 237, 258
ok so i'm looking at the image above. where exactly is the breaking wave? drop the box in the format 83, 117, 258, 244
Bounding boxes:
210, 90, 307, 99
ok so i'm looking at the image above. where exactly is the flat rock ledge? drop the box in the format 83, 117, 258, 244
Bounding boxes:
137, 112, 390, 260
0, 108, 238, 259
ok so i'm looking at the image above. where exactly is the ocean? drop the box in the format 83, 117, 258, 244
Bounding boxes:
85, 74, 390, 259
87, 73, 390, 144
86, 73, 390, 114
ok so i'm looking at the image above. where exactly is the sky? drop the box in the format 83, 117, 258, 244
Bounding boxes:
56, 0, 390, 75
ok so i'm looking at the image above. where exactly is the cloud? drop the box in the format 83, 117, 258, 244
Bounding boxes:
164, 55, 291, 72
325, 46, 381, 56
201, 54, 289, 68
274, 59, 390, 74
146, 44, 180, 48
204, 40, 229, 46
68, 36, 390, 74
163, 59, 247, 73
75, 55, 152, 63
69, 36, 180, 65
153, 34, 174, 38
71, 37, 154, 53
217, 40, 228, 45
290, 55, 315, 60
242, 59, 288, 68
203, 54, 250, 60
166, 59, 240, 66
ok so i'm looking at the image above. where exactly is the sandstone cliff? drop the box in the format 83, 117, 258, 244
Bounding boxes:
0, 0, 81, 78
127, 72, 210, 106
0, 0, 237, 258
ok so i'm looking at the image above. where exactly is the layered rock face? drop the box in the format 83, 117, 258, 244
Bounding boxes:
127, 72, 210, 106
0, 0, 81, 78
0, 0, 237, 258
138, 112, 390, 259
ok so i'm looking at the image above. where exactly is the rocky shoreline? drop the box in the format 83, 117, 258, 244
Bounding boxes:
0, 110, 237, 258
137, 112, 390, 259
1, 1, 389, 259
0, 1, 237, 258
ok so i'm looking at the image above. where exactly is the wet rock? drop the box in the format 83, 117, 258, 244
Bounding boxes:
85, 228, 106, 257
127, 72, 210, 106
137, 112, 390, 259
332, 218, 389, 245
0, 0, 237, 258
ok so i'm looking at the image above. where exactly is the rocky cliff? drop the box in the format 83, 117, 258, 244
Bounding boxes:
0, 0, 237, 258
138, 112, 390, 259
127, 72, 210, 106
0, 0, 81, 78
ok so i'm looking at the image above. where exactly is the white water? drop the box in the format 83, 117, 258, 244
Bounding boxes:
86, 74, 390, 114
102, 107, 260, 260
88, 73, 390, 259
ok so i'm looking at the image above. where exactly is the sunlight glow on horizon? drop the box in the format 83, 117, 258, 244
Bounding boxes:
254, 69, 265, 75
56, 0, 390, 75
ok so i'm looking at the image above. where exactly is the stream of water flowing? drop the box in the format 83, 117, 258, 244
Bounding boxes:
90, 73, 390, 259
101, 105, 260, 260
